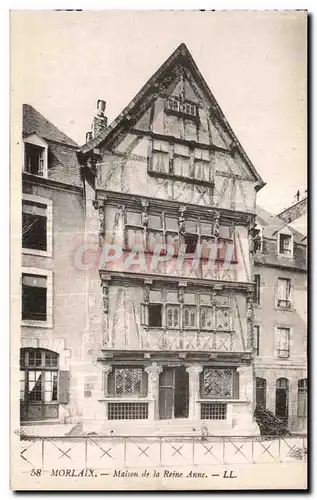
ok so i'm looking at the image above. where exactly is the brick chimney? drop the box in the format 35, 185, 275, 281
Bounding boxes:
91, 99, 108, 138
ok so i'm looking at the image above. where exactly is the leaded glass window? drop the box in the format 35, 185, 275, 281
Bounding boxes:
202, 368, 233, 398
114, 368, 143, 396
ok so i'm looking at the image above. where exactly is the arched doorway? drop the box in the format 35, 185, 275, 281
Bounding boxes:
256, 377, 267, 409
276, 378, 289, 423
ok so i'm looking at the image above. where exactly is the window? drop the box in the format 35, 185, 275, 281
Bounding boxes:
201, 368, 239, 399
24, 143, 45, 176
149, 140, 214, 185
184, 234, 198, 254
254, 325, 260, 356
298, 379, 307, 418
22, 274, 47, 321
279, 233, 292, 256
277, 278, 291, 308
148, 304, 162, 327
165, 98, 197, 117
142, 289, 232, 331
108, 402, 148, 420
20, 348, 60, 421
22, 201, 47, 251
201, 402, 227, 420
253, 274, 261, 305
22, 195, 52, 257
124, 208, 237, 262
276, 327, 290, 358
166, 305, 180, 329
21, 268, 53, 327
108, 367, 147, 398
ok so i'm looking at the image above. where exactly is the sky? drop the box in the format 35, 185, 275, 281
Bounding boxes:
11, 10, 307, 214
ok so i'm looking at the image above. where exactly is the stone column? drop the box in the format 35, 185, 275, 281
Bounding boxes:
102, 365, 112, 397
186, 365, 203, 420
266, 377, 276, 413
145, 363, 162, 420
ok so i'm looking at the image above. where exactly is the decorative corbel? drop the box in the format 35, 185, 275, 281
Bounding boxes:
179, 206, 186, 235
141, 199, 149, 228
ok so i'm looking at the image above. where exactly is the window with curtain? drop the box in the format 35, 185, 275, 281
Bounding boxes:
277, 278, 291, 308
276, 327, 290, 358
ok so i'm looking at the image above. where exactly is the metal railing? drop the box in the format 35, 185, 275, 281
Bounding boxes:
20, 433, 307, 472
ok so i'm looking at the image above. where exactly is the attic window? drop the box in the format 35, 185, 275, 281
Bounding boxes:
279, 234, 292, 256
165, 98, 197, 117
23, 135, 48, 178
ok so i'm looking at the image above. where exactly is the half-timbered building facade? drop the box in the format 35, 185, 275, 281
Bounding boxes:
78, 44, 265, 435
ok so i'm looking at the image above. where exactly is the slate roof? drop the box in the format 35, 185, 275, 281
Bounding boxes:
23, 104, 78, 147
79, 43, 265, 189
255, 205, 306, 271
22, 104, 82, 187
256, 205, 305, 245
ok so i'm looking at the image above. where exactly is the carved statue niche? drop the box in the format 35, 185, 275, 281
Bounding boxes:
144, 283, 150, 304
248, 219, 261, 254
93, 199, 106, 238
178, 206, 186, 235
101, 281, 109, 314
246, 290, 255, 350
213, 211, 220, 238
141, 199, 149, 228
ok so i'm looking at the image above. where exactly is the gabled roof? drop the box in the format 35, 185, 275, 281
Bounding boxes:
256, 205, 305, 245
23, 104, 78, 147
79, 43, 265, 188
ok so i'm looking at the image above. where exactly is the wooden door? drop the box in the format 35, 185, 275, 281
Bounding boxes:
276, 378, 289, 421
159, 368, 174, 419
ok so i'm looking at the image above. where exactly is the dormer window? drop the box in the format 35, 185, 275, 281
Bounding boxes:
24, 144, 45, 176
279, 234, 292, 256
165, 98, 197, 118
23, 133, 48, 178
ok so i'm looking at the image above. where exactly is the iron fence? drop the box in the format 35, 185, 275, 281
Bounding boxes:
19, 433, 307, 472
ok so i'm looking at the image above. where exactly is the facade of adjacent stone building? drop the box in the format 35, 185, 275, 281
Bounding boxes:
20, 44, 306, 437
21, 104, 87, 426
253, 205, 307, 432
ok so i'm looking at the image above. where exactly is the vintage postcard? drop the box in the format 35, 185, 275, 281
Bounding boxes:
10, 10, 307, 490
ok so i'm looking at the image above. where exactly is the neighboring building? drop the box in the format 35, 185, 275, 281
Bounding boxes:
277, 191, 307, 243
21, 104, 87, 426
253, 205, 307, 432
78, 43, 265, 436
